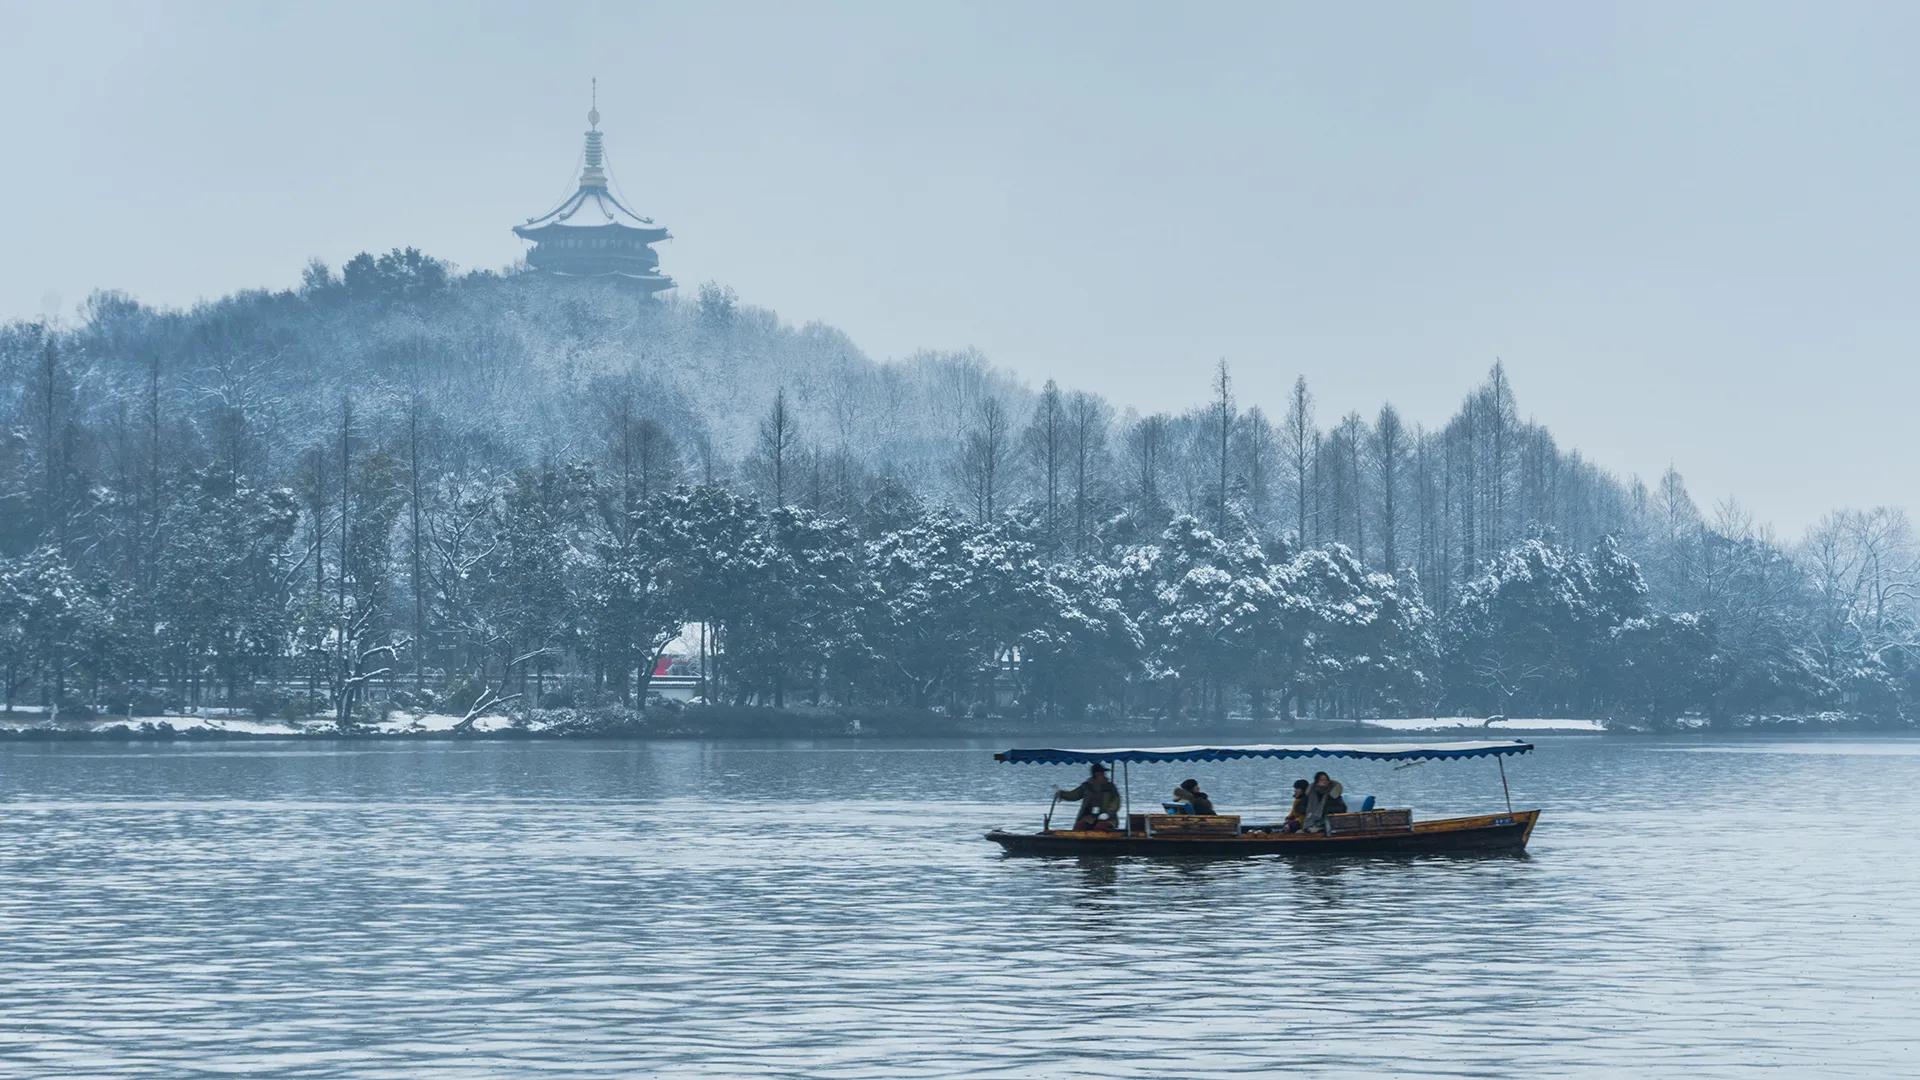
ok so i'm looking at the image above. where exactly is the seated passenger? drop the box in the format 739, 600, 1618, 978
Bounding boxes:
1300, 771, 1348, 832
1281, 779, 1310, 832
1055, 763, 1121, 831
1172, 778, 1216, 816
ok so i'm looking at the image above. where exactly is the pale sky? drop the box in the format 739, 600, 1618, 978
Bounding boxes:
3, 1, 1915, 536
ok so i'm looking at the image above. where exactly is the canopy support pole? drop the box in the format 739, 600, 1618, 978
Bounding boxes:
1497, 756, 1513, 814
1121, 761, 1131, 836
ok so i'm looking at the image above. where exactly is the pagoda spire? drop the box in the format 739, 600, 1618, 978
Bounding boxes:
580, 78, 607, 189
511, 81, 675, 295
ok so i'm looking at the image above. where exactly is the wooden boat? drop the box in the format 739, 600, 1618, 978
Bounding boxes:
984, 740, 1540, 858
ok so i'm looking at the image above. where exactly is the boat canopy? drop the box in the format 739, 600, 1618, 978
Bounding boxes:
994, 740, 1533, 765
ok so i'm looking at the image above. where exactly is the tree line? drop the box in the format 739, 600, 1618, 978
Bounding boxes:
1, 251, 1915, 728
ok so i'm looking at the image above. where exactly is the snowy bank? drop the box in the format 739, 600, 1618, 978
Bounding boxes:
0, 710, 518, 737
1360, 716, 1607, 734
4, 707, 1895, 741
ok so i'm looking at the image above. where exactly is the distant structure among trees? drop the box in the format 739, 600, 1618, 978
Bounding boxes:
512, 86, 674, 294
3, 131, 1917, 731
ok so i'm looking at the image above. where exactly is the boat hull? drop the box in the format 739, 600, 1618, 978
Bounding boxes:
986, 809, 1539, 857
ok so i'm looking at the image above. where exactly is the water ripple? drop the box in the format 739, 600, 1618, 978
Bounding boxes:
1, 736, 1917, 1077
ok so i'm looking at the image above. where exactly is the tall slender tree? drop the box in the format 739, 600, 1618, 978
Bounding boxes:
1024, 379, 1065, 548
1209, 360, 1235, 534
1065, 391, 1109, 554
1370, 404, 1408, 570
756, 387, 798, 508
958, 394, 1014, 520
1282, 376, 1316, 545
1238, 405, 1277, 538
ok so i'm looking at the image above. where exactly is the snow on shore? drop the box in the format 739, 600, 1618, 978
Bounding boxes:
0, 707, 1605, 739
0, 709, 517, 736
1362, 716, 1605, 733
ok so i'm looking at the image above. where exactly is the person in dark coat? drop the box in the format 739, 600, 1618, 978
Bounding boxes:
1172, 778, 1216, 815
1056, 763, 1122, 830
1300, 771, 1348, 832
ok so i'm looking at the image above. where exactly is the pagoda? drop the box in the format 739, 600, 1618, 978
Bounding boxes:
513, 87, 674, 294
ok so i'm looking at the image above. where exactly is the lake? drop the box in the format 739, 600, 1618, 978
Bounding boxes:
1, 734, 1916, 1078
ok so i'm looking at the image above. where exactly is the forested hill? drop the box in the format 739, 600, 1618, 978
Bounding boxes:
4, 248, 1641, 572
1, 249, 1915, 728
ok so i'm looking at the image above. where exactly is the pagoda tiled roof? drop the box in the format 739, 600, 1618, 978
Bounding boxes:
516, 185, 669, 238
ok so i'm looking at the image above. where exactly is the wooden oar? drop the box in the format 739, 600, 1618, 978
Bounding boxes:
1043, 792, 1059, 832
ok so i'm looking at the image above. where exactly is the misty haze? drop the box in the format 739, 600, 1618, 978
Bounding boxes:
2, 4, 1917, 1079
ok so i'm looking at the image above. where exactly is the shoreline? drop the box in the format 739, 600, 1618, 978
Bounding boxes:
0, 706, 1904, 742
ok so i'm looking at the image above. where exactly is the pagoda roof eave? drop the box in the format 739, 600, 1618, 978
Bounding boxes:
519, 184, 665, 233
541, 269, 676, 289
514, 221, 671, 243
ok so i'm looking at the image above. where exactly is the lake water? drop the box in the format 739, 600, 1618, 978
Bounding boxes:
1, 734, 1917, 1078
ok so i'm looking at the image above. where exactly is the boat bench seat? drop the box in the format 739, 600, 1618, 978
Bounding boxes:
1143, 813, 1241, 836
1326, 808, 1413, 834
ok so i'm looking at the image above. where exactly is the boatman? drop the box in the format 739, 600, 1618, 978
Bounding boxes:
1056, 763, 1122, 831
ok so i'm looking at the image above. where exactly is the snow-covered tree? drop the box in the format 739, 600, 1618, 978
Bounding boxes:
151, 466, 299, 705
0, 252, 1911, 728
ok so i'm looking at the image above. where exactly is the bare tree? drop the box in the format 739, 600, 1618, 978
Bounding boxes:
422, 475, 499, 678
1282, 376, 1316, 544
1652, 464, 1701, 600
602, 385, 679, 539
1328, 411, 1367, 560
957, 394, 1015, 520
1803, 507, 1920, 671
1451, 393, 1478, 576
140, 347, 165, 593
756, 387, 798, 507
1370, 403, 1408, 569
1065, 391, 1109, 554
1128, 413, 1171, 520
1237, 405, 1277, 538
1023, 379, 1065, 547
337, 396, 353, 621
407, 386, 428, 675
24, 333, 77, 553
928, 348, 991, 444
824, 357, 870, 504
1209, 359, 1235, 534
1413, 429, 1442, 607
1479, 362, 1518, 552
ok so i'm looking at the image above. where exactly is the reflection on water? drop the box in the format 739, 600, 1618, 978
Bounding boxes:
1, 735, 1918, 1077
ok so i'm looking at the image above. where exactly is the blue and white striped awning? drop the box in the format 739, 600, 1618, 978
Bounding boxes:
993, 740, 1532, 765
